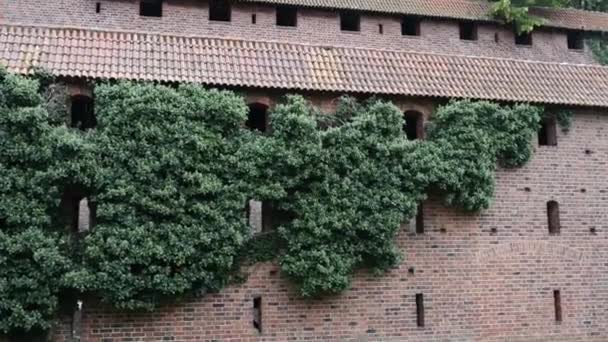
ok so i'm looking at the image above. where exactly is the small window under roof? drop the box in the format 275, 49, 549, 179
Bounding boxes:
209, 0, 231, 22
276, 5, 297, 27
459, 21, 478, 41
402, 16, 421, 36
567, 30, 584, 50
515, 31, 533, 46
340, 11, 360, 32
140, 0, 162, 17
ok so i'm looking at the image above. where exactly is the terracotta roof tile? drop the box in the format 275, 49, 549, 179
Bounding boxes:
2, 24, 608, 107
239, 0, 608, 32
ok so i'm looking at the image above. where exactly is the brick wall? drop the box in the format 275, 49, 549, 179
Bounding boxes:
2, 0, 598, 64
48, 92, 608, 341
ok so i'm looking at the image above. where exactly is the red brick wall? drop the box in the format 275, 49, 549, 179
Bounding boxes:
48, 94, 608, 341
2, 0, 598, 64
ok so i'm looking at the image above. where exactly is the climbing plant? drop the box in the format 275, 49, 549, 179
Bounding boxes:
0, 68, 545, 335
490, 0, 568, 34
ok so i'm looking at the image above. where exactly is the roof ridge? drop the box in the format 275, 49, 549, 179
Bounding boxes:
2, 22, 606, 71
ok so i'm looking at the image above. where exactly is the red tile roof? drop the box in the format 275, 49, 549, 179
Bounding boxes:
1, 24, 608, 107
239, 0, 608, 32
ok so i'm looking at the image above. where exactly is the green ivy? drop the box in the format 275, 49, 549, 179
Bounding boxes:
0, 68, 546, 335
489, 0, 569, 34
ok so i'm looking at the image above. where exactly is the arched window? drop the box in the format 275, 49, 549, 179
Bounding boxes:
404, 111, 424, 140
246, 103, 269, 133
71, 95, 96, 130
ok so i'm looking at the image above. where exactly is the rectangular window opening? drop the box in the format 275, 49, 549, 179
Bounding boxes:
568, 31, 584, 50
252, 13, 257, 24
416, 293, 425, 327
209, 0, 231, 22
402, 16, 421, 36
253, 296, 262, 333
262, 202, 294, 233
378, 24, 384, 34
95, 2, 101, 13
459, 21, 478, 41
276, 5, 297, 27
404, 111, 423, 140
140, 0, 162, 17
340, 11, 360, 32
554, 290, 562, 322
538, 117, 557, 146
547, 201, 560, 235
515, 31, 533, 45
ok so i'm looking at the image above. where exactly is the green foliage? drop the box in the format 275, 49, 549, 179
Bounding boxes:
490, 0, 568, 33
0, 68, 545, 334
0, 69, 75, 333
66, 83, 260, 310
554, 109, 574, 132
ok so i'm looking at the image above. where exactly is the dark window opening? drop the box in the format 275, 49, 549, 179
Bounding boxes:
538, 117, 557, 146
61, 187, 96, 234
547, 201, 560, 235
276, 5, 297, 27
515, 31, 533, 45
251, 13, 257, 24
140, 0, 162, 17
340, 11, 360, 32
262, 201, 294, 232
209, 0, 231, 22
416, 293, 425, 327
415, 204, 424, 234
246, 103, 268, 133
568, 31, 584, 50
554, 290, 562, 322
71, 95, 96, 130
404, 111, 424, 140
378, 24, 384, 34
95, 2, 101, 13
253, 296, 262, 333
402, 16, 421, 36
459, 21, 478, 41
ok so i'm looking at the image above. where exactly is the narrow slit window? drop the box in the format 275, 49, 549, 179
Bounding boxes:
276, 5, 297, 27
71, 95, 96, 130
340, 11, 360, 32
459, 21, 478, 41
378, 24, 384, 34
253, 296, 262, 333
402, 16, 421, 36
415, 204, 424, 234
140, 0, 162, 17
95, 2, 101, 13
515, 31, 533, 45
251, 14, 257, 24
538, 117, 557, 146
547, 201, 560, 235
416, 293, 425, 327
404, 111, 424, 140
567, 31, 584, 50
554, 290, 562, 322
209, 0, 231, 22
246, 103, 268, 133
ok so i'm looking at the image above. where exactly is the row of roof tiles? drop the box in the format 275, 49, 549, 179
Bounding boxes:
1, 24, 608, 107
238, 0, 608, 32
